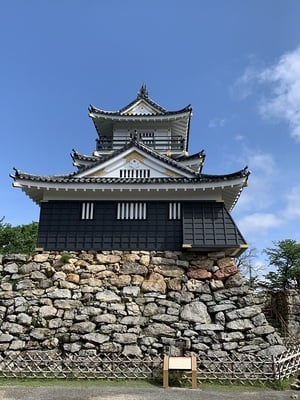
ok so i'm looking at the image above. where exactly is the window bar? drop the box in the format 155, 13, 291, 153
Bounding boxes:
177, 202, 181, 219
134, 203, 138, 219
138, 203, 142, 219
130, 203, 134, 219
89, 202, 94, 219
81, 203, 86, 220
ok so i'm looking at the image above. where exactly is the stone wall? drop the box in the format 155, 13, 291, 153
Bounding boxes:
261, 290, 300, 338
0, 251, 286, 358
287, 290, 300, 336
269, 290, 300, 337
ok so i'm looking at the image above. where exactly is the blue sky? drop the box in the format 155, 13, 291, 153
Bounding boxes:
1, 1, 300, 272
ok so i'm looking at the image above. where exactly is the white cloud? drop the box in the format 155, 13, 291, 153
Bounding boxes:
235, 45, 300, 141
250, 152, 276, 176
282, 184, 300, 219
208, 117, 226, 129
259, 47, 300, 141
234, 151, 276, 212
238, 212, 283, 235
236, 182, 300, 244
237, 176, 273, 212
234, 135, 244, 141
231, 66, 258, 100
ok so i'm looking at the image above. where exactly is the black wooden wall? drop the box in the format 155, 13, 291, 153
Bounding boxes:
182, 202, 246, 248
37, 200, 246, 252
38, 201, 182, 251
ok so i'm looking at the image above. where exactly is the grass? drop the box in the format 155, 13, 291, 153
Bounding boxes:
0, 377, 292, 391
59, 252, 72, 264
0, 378, 154, 387
197, 379, 292, 391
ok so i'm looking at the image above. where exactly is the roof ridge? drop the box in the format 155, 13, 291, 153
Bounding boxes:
88, 85, 192, 116
12, 167, 249, 183
74, 139, 197, 176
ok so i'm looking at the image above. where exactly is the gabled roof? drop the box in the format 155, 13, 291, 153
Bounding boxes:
88, 84, 192, 117
88, 85, 192, 151
71, 150, 99, 163
173, 150, 206, 173
12, 169, 249, 184
71, 149, 101, 171
119, 84, 167, 115
11, 162, 249, 211
74, 138, 197, 178
72, 146, 206, 173
175, 150, 206, 162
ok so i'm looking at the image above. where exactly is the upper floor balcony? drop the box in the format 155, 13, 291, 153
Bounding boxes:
96, 135, 185, 153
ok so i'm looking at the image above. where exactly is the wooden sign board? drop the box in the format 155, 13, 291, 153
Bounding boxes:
168, 356, 192, 370
163, 355, 197, 389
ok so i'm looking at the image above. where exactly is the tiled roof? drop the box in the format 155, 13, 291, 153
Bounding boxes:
174, 150, 206, 161
119, 83, 168, 114
71, 150, 99, 162
88, 104, 192, 117
12, 167, 249, 184
89, 84, 192, 117
74, 138, 198, 176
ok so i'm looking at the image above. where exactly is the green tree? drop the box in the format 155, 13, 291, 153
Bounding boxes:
236, 247, 264, 288
0, 218, 38, 255
264, 239, 300, 290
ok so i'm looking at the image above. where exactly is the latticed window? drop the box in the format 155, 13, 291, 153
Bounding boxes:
120, 169, 150, 178
139, 131, 154, 145
81, 202, 94, 220
117, 202, 147, 220
169, 202, 181, 220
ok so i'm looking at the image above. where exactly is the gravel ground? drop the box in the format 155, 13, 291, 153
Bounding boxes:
0, 385, 298, 400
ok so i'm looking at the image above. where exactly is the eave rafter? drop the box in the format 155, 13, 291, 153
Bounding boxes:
11, 167, 249, 211
88, 108, 191, 129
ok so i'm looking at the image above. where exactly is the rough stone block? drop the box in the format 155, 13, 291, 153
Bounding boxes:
96, 289, 121, 303
83, 332, 109, 344
141, 272, 166, 294
181, 301, 211, 324
226, 319, 254, 331
187, 269, 212, 280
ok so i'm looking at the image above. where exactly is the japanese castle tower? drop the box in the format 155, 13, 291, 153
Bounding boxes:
12, 85, 249, 256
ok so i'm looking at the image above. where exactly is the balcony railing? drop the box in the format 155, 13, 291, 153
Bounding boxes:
96, 136, 184, 151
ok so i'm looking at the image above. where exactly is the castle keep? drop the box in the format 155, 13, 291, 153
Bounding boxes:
12, 85, 248, 256
4, 86, 287, 375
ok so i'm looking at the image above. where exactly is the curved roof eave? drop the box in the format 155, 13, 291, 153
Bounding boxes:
11, 167, 249, 185
175, 150, 206, 161
11, 167, 249, 211
72, 139, 198, 177
88, 107, 192, 119
71, 149, 99, 163
11, 178, 247, 211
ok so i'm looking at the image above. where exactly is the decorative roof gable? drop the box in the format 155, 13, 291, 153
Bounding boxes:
118, 84, 167, 115
75, 140, 196, 179
120, 99, 159, 116
88, 84, 191, 117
